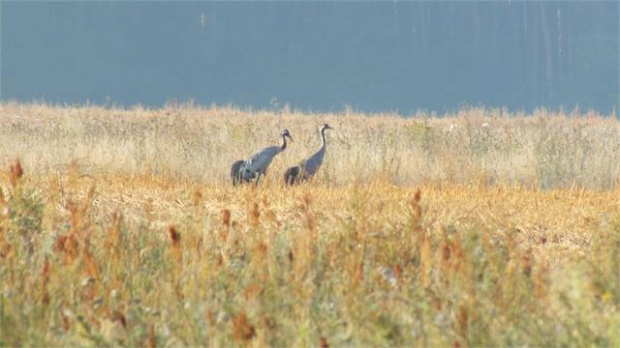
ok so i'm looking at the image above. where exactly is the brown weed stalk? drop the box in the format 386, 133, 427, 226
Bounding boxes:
39, 257, 51, 306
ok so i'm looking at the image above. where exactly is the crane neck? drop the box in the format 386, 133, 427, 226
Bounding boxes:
279, 134, 288, 153
319, 127, 327, 150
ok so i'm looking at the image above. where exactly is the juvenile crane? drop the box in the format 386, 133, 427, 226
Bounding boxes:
231, 129, 293, 186
284, 124, 332, 185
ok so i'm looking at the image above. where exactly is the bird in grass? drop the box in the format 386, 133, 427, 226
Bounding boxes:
231, 129, 293, 186
284, 124, 332, 185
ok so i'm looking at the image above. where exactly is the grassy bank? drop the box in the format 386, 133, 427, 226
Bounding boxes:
1, 103, 620, 346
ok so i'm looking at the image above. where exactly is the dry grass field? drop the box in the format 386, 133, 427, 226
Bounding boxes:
1, 102, 620, 346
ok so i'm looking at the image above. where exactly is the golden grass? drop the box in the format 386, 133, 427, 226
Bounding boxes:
1, 103, 620, 346
2, 102, 619, 188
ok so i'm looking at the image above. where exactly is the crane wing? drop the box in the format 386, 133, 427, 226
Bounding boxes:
246, 145, 280, 173
302, 147, 325, 176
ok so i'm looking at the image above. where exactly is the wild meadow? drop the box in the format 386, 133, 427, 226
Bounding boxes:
1, 102, 620, 346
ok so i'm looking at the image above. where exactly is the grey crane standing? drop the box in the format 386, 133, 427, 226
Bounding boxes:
231, 129, 293, 186
284, 124, 332, 185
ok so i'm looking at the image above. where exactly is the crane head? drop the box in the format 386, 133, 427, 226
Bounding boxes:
281, 129, 293, 142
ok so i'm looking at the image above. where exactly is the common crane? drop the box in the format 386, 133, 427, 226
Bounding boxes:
284, 124, 332, 185
231, 129, 293, 186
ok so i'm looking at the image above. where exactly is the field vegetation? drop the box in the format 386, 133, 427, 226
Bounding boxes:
1, 102, 620, 346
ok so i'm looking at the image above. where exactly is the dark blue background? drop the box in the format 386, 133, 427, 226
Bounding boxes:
1, 2, 618, 114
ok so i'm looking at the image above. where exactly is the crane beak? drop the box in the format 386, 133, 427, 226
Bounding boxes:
287, 135, 294, 142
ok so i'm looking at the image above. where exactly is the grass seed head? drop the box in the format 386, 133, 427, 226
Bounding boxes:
222, 209, 231, 228
110, 310, 127, 329
62, 235, 79, 265
82, 240, 100, 280
522, 248, 533, 277
411, 189, 423, 220
39, 257, 51, 305
168, 225, 183, 267
192, 189, 202, 207
9, 158, 23, 187
147, 324, 156, 348
168, 225, 181, 247
457, 305, 468, 337
250, 202, 260, 228
232, 310, 255, 342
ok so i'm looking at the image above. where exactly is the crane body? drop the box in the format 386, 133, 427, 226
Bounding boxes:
284, 124, 332, 185
231, 129, 293, 186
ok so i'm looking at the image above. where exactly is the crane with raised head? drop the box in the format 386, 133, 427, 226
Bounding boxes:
231, 129, 293, 186
284, 124, 332, 185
